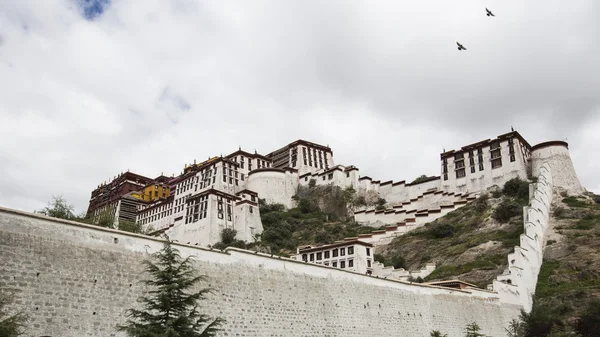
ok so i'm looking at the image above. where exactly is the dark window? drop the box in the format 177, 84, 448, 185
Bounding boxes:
444, 174, 448, 181
510, 154, 516, 162
471, 166, 476, 173
456, 168, 466, 178
348, 259, 354, 268
366, 248, 371, 256
340, 261, 346, 268
492, 158, 502, 169
332, 249, 338, 257
479, 163, 484, 171
348, 246, 354, 254
324, 251, 330, 259
328, 173, 333, 180
367, 260, 371, 268
332, 262, 337, 268
340, 248, 345, 256
316, 252, 322, 260
309, 253, 314, 262
302, 254, 307, 262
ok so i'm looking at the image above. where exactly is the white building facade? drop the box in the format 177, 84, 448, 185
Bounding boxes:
292, 240, 375, 275
97, 131, 584, 248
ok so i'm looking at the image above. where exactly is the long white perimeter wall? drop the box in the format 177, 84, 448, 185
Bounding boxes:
0, 207, 521, 337
493, 162, 553, 312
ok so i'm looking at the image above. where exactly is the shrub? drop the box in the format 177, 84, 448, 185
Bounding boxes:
375, 198, 387, 211
390, 255, 407, 269
503, 177, 530, 200
220, 228, 237, 245
547, 240, 556, 245
410, 174, 431, 184
308, 179, 316, 188
430, 331, 448, 337
553, 207, 565, 218
430, 223, 454, 238
493, 200, 522, 223
593, 194, 600, 204
374, 254, 386, 264
491, 189, 502, 198
576, 301, 600, 337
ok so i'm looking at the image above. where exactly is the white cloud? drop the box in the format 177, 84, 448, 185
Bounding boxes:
1, 0, 598, 214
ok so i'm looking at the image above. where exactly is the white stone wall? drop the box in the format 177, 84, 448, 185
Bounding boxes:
247, 169, 299, 209
233, 202, 262, 242
531, 142, 585, 195
493, 162, 553, 312
0, 208, 523, 337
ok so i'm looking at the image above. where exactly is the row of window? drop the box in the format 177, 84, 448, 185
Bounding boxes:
301, 246, 370, 262
302, 146, 329, 170
442, 139, 517, 180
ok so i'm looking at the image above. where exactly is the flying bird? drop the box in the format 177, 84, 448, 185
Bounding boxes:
486, 8, 495, 17
456, 42, 467, 51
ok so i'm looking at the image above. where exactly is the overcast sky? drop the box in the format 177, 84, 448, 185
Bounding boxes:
1, 0, 599, 214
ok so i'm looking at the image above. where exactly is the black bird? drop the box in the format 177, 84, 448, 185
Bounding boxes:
486, 8, 495, 17
456, 42, 467, 51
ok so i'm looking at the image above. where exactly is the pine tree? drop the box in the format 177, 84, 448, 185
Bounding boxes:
116, 238, 225, 337
465, 322, 487, 337
0, 287, 28, 337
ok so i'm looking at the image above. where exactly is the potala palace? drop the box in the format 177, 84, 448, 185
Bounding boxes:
0, 128, 588, 336
85, 129, 584, 248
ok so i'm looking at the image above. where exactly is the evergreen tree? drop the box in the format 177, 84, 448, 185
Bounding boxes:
116, 238, 225, 337
0, 288, 28, 337
465, 322, 487, 337
430, 330, 448, 337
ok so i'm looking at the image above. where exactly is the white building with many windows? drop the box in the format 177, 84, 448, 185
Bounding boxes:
91, 130, 584, 248
292, 240, 375, 275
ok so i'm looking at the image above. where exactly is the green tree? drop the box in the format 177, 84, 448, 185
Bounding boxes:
465, 322, 487, 337
505, 318, 525, 337
116, 238, 225, 337
35, 195, 76, 220
375, 198, 387, 211
0, 288, 28, 337
118, 220, 144, 234
430, 330, 448, 337
220, 228, 237, 245
411, 174, 431, 184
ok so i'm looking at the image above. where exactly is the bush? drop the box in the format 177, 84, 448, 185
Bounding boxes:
553, 207, 565, 218
410, 174, 431, 184
375, 198, 387, 211
220, 228, 237, 245
374, 254, 386, 264
430, 223, 454, 238
493, 200, 522, 223
390, 255, 407, 269
308, 179, 316, 188
503, 177, 530, 200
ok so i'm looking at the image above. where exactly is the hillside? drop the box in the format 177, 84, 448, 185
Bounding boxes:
254, 184, 382, 256
525, 192, 600, 336
376, 178, 531, 288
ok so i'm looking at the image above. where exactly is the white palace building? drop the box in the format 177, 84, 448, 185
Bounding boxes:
86, 130, 585, 248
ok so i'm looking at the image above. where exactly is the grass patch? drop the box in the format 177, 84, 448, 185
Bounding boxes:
573, 213, 600, 230
424, 254, 506, 281
562, 196, 592, 208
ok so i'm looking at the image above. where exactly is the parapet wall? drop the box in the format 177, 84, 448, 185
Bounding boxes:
493, 162, 554, 312
0, 207, 521, 337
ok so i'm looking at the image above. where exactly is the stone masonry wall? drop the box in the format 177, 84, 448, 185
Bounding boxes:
0, 207, 521, 337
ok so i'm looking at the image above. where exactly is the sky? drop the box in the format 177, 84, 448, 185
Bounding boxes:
1, 0, 599, 215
